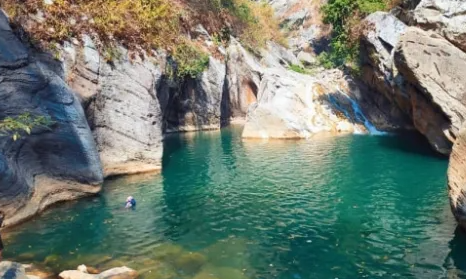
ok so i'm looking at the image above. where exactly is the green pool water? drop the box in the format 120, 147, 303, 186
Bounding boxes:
5, 127, 463, 279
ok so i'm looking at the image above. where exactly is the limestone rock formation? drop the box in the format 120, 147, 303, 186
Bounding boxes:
86, 49, 164, 177
0, 13, 103, 227
360, 12, 466, 154
394, 27, 466, 154
448, 125, 466, 230
160, 57, 226, 132
224, 38, 262, 122
359, 12, 413, 130
242, 68, 376, 139
414, 0, 466, 52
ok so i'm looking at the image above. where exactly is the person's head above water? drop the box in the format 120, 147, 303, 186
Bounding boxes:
125, 196, 136, 208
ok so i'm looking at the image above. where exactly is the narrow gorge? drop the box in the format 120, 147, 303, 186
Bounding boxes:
1, 0, 466, 278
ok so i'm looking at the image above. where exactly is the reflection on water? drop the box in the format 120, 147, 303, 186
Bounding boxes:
4, 127, 462, 279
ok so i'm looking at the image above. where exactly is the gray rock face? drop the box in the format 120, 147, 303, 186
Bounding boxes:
268, 0, 331, 54
394, 27, 466, 154
360, 12, 466, 153
224, 38, 262, 121
67, 35, 100, 102
86, 49, 164, 177
242, 65, 392, 139
161, 57, 226, 132
0, 12, 103, 227
359, 12, 413, 131
414, 0, 466, 52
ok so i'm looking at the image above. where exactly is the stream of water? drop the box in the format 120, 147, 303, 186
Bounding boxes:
6, 127, 464, 279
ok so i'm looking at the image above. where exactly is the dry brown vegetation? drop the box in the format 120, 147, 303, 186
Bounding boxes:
1, 0, 285, 54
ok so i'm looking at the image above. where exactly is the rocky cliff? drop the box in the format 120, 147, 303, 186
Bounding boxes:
353, 0, 466, 229
359, 1, 466, 155
0, 12, 103, 227
0, 2, 392, 226
2, 0, 466, 228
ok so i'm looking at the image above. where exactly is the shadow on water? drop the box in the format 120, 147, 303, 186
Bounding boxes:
444, 227, 466, 274
375, 131, 448, 160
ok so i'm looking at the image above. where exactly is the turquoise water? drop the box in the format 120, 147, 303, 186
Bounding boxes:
5, 127, 462, 279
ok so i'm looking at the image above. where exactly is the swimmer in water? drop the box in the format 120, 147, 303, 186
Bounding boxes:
125, 196, 136, 209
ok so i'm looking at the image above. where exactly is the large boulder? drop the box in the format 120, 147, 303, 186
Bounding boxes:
0, 13, 103, 227
394, 27, 466, 154
86, 48, 164, 177
160, 57, 226, 132
414, 0, 466, 52
448, 126, 466, 230
360, 12, 466, 154
242, 68, 376, 139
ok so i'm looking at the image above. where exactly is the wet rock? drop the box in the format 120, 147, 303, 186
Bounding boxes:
0, 12, 103, 227
59, 266, 137, 279
414, 0, 466, 52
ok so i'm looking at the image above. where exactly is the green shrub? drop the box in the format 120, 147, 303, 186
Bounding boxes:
320, 0, 396, 70
0, 113, 54, 141
288, 64, 307, 74
172, 43, 210, 79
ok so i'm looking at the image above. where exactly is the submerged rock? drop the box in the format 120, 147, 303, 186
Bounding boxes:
173, 252, 207, 275
59, 266, 137, 279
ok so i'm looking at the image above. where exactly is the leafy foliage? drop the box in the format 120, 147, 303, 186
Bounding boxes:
0, 113, 54, 141
288, 64, 307, 74
319, 0, 399, 70
172, 43, 210, 79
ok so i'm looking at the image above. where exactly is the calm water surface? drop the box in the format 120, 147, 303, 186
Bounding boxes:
6, 127, 465, 279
